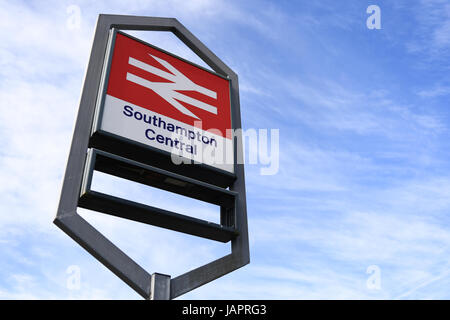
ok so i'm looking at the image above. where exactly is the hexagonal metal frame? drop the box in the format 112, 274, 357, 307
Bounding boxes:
54, 14, 249, 299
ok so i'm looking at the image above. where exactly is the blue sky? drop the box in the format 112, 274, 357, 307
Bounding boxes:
1, 0, 450, 299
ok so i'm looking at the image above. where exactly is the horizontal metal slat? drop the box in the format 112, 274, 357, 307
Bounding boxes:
79, 190, 238, 242
79, 148, 238, 242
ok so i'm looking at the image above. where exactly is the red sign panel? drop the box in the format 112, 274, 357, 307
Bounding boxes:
106, 32, 232, 139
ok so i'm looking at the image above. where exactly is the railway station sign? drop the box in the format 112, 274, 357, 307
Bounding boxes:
93, 31, 234, 174
54, 14, 249, 300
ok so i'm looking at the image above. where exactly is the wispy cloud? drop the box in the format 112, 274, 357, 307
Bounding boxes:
405, 0, 450, 62
417, 85, 450, 98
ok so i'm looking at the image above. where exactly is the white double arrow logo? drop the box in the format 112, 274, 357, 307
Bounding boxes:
126, 54, 217, 119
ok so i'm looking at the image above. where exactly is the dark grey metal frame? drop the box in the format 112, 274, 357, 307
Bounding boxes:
54, 14, 249, 300
80, 148, 239, 243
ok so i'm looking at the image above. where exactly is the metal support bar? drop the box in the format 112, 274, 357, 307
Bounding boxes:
92, 149, 237, 207
54, 214, 152, 299
79, 190, 238, 242
79, 148, 239, 242
90, 131, 236, 188
171, 254, 241, 299
150, 273, 171, 300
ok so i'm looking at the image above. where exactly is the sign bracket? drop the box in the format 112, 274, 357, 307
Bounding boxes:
54, 14, 249, 300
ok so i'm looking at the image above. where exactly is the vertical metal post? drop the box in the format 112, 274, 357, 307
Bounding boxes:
150, 273, 171, 300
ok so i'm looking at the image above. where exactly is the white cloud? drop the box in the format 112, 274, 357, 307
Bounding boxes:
405, 0, 450, 61
417, 85, 450, 98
